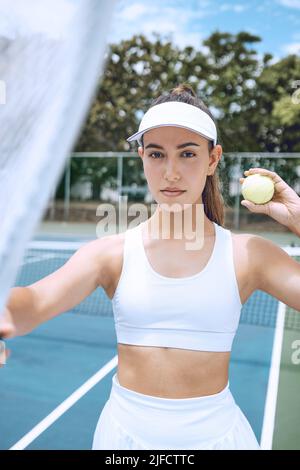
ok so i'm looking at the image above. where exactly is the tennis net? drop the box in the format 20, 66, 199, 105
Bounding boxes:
14, 240, 300, 331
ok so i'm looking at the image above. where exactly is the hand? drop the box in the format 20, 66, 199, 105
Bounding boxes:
0, 307, 16, 367
0, 344, 11, 368
0, 307, 16, 339
239, 168, 300, 233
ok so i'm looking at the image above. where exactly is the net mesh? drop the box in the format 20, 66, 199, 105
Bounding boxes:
0, 0, 116, 315
15, 240, 300, 331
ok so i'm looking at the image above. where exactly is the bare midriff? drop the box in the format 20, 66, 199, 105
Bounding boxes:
117, 343, 231, 398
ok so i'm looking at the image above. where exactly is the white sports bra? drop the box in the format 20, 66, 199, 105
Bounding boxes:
112, 221, 243, 352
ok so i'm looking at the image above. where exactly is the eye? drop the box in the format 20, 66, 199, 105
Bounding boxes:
182, 151, 195, 158
148, 152, 163, 159
148, 151, 195, 159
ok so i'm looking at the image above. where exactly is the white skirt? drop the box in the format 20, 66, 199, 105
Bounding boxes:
92, 373, 260, 450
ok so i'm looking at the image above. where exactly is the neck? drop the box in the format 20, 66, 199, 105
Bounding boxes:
146, 201, 212, 241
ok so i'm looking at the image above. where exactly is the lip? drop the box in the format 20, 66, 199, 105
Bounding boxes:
161, 190, 186, 197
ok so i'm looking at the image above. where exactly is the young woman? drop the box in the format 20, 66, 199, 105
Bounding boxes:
1, 84, 300, 450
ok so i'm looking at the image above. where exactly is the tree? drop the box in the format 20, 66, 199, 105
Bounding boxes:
66, 32, 299, 202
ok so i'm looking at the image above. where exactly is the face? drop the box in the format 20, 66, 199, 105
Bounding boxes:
138, 126, 222, 210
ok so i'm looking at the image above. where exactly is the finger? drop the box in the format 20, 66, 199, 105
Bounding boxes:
0, 348, 11, 362
243, 168, 292, 195
244, 168, 283, 186
0, 342, 9, 367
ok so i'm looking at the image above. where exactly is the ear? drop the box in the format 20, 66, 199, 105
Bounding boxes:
208, 144, 222, 176
138, 146, 144, 158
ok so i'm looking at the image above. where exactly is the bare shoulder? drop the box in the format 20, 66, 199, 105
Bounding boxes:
232, 231, 287, 261
231, 230, 260, 260
231, 229, 270, 254
230, 230, 288, 288
79, 231, 125, 263
232, 231, 300, 310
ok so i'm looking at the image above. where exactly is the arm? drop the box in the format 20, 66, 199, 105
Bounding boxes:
240, 167, 300, 310
1, 235, 115, 338
252, 236, 300, 312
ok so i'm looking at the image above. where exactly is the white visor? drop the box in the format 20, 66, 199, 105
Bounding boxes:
126, 101, 217, 146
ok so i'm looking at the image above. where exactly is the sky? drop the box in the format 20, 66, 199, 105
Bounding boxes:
0, 0, 299, 62
0, 0, 76, 39
108, 0, 300, 62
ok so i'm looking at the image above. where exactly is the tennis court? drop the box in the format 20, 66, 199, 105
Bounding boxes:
0, 227, 300, 450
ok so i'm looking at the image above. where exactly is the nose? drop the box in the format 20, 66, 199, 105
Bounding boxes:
163, 158, 181, 181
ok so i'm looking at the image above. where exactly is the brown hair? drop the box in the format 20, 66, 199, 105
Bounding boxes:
141, 83, 225, 226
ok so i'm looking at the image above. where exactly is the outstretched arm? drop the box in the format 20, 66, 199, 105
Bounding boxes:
0, 235, 115, 338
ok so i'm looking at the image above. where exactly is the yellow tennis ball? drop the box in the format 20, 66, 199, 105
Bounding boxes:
241, 174, 275, 204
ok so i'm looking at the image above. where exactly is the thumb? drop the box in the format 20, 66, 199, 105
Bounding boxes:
241, 200, 267, 213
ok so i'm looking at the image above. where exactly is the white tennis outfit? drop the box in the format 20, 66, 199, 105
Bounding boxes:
92, 221, 260, 450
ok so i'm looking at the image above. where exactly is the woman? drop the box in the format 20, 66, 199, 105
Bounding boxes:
1, 84, 300, 450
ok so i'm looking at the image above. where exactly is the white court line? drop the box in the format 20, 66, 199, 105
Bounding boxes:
29, 241, 84, 251
283, 246, 300, 256
10, 355, 118, 450
20, 241, 86, 266
260, 301, 286, 450
22, 253, 57, 265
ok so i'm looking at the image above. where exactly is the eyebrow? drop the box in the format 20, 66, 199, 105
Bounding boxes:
145, 142, 201, 150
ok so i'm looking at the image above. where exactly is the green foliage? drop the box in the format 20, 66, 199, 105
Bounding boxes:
61, 31, 300, 200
